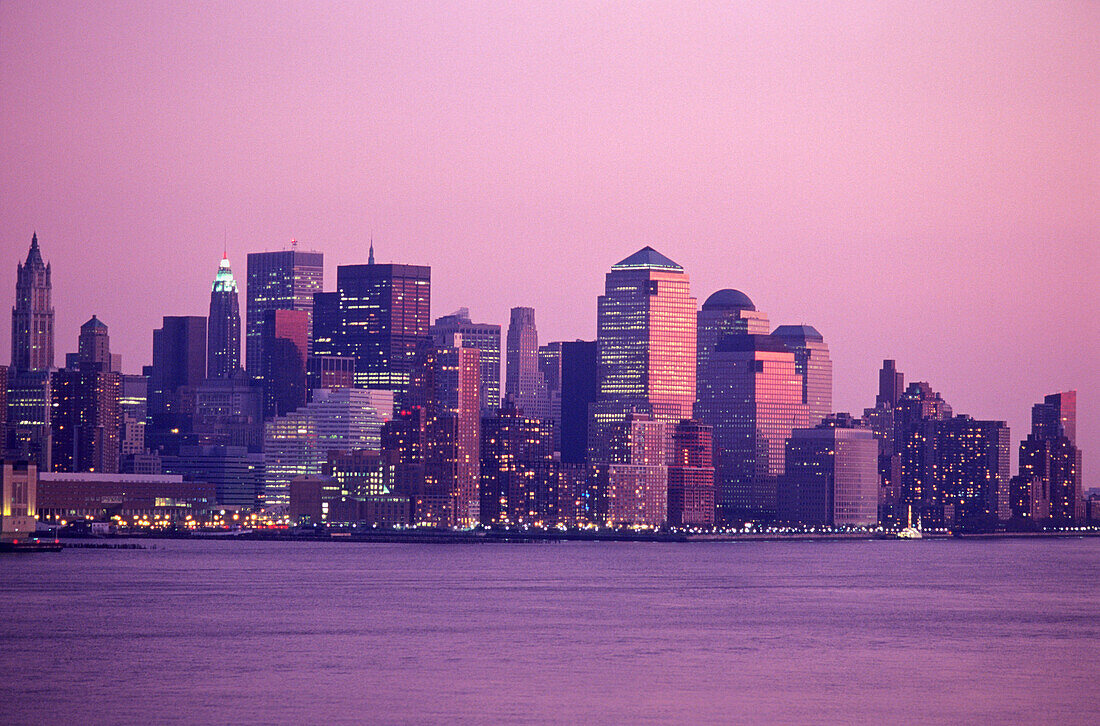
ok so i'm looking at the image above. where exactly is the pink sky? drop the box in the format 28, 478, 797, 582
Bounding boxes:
2, 1, 1097, 475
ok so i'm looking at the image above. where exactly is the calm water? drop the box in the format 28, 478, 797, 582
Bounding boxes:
1, 538, 1098, 724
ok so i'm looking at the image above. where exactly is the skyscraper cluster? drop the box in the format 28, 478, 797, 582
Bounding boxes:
2, 234, 1088, 531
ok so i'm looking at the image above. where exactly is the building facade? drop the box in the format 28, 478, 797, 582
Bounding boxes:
245, 248, 323, 378
207, 254, 242, 379
431, 308, 501, 416
10, 233, 54, 373
772, 324, 832, 426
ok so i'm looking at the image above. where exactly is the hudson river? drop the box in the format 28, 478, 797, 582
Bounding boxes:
2, 538, 1098, 724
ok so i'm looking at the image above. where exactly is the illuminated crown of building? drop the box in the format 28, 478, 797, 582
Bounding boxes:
212, 254, 238, 293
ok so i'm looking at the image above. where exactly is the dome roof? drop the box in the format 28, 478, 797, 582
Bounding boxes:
702, 289, 755, 311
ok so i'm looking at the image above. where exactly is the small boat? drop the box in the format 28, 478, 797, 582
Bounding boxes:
898, 505, 923, 539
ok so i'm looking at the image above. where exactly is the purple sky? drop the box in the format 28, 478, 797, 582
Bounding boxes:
2, 1, 1097, 476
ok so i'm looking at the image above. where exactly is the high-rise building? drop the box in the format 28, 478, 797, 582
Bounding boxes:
1019, 391, 1083, 524
590, 247, 697, 463
310, 291, 341, 358
479, 400, 556, 526
667, 419, 715, 526
147, 316, 206, 454
602, 413, 668, 527
50, 317, 121, 473
695, 334, 809, 523
538, 341, 564, 450
779, 420, 879, 527
893, 381, 953, 525
5, 369, 52, 469
261, 309, 308, 419
306, 355, 356, 394
863, 359, 906, 524
191, 374, 264, 451
207, 254, 242, 379
772, 325, 832, 426
935, 415, 1011, 527
163, 444, 263, 508
245, 247, 323, 379
118, 373, 148, 461
431, 308, 501, 416
10, 232, 54, 373
335, 257, 430, 397
263, 387, 393, 507
877, 359, 904, 408
696, 289, 769, 382
505, 307, 550, 421
559, 340, 597, 465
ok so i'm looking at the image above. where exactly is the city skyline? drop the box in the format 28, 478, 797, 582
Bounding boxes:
2, 2, 1096, 468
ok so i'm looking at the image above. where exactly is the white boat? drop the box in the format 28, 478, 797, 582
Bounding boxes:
898, 505, 923, 539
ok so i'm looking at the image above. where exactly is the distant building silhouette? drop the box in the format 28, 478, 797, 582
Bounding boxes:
696, 289, 768, 383
1018, 391, 1082, 524
147, 315, 206, 455
505, 307, 549, 421
261, 309, 308, 419
559, 340, 597, 465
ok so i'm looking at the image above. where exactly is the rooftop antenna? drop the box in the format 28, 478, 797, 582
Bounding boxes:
223, 226, 228, 260
369, 235, 375, 265
290, 238, 298, 250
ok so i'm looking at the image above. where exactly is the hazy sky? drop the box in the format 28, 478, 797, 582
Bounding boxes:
2, 1, 1097, 475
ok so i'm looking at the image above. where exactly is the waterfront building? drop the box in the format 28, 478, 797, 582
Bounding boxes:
505, 307, 550, 421
207, 254, 242, 379
695, 333, 809, 523
934, 415, 1011, 526
10, 232, 54, 373
479, 400, 556, 526
893, 381, 953, 526
162, 444, 263, 508
261, 309, 308, 419
559, 340, 597, 465
602, 413, 668, 527
667, 419, 715, 526
862, 359, 906, 525
1019, 391, 1083, 524
1, 460, 37, 540
147, 315, 206, 454
35, 471, 215, 523
696, 289, 769, 382
779, 420, 878, 527
772, 324, 832, 426
1010, 474, 1049, 523
245, 247, 323, 378
590, 247, 696, 464
334, 255, 430, 398
431, 308, 501, 415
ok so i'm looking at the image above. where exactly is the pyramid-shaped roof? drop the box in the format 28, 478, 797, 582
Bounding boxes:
611, 246, 682, 271
81, 315, 107, 330
25, 232, 44, 268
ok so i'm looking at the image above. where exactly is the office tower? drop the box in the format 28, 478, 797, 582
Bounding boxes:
877, 359, 904, 408
10, 232, 54, 372
893, 381, 953, 525
306, 355, 356, 394
147, 316, 206, 454
0, 365, 7, 455
163, 444, 263, 508
479, 400, 556, 526
538, 341, 564, 449
695, 334, 809, 523
696, 289, 769, 381
779, 419, 879, 526
772, 325, 833, 426
667, 419, 715, 526
118, 373, 148, 461
310, 291, 341, 357
934, 416, 1011, 527
207, 254, 242, 379
50, 317, 121, 473
261, 309, 308, 419
335, 258, 430, 397
601, 413, 668, 526
1019, 391, 1083, 524
431, 308, 501, 415
505, 307, 550, 421
590, 247, 697, 463
560, 340, 598, 465
5, 369, 52, 469
263, 388, 393, 506
245, 247, 323, 378
192, 374, 264, 451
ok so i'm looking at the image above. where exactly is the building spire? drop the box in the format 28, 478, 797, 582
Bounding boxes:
369, 238, 375, 265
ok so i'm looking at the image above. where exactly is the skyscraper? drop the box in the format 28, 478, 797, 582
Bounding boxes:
602, 413, 668, 527
505, 307, 550, 421
50, 317, 121, 473
695, 333, 809, 523
772, 324, 832, 426
207, 254, 242, 379
934, 415, 1011, 527
590, 247, 697, 463
335, 257, 430, 398
261, 309, 308, 419
696, 289, 769, 382
10, 232, 54, 372
559, 340, 597, 465
479, 399, 556, 527
430, 308, 501, 416
779, 420, 879, 527
245, 247, 323, 379
147, 315, 207, 454
667, 419, 715, 526
1019, 391, 1083, 524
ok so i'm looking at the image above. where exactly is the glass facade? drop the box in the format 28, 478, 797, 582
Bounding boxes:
245, 249, 323, 379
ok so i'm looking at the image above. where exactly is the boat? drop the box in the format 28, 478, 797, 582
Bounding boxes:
897, 505, 923, 539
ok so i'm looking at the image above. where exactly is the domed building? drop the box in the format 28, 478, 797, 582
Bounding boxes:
696, 288, 771, 379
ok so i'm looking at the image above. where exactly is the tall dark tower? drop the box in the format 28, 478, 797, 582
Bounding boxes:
207, 254, 242, 379
505, 307, 549, 420
245, 246, 323, 379
10, 232, 54, 372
